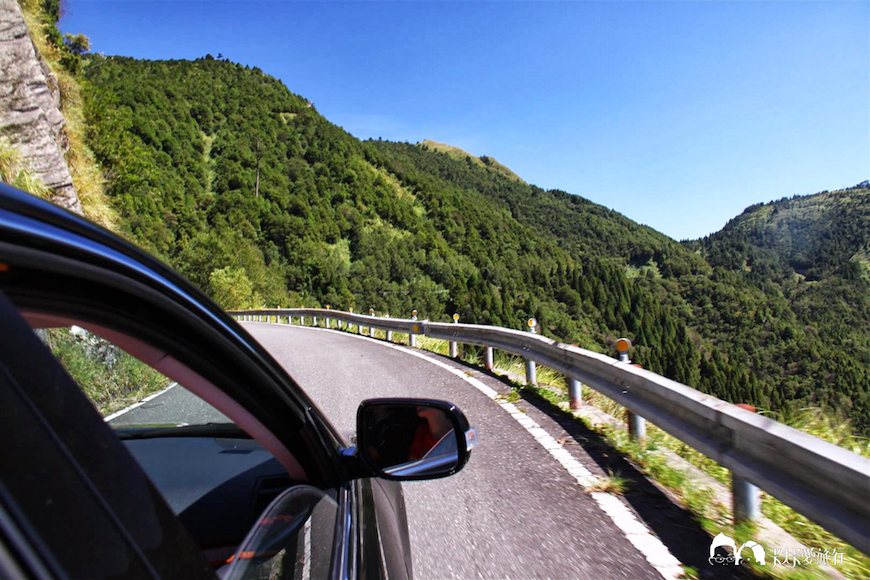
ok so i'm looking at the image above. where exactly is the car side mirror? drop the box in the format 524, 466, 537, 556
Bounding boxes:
355, 398, 477, 481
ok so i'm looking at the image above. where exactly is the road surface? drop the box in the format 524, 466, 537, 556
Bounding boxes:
244, 323, 680, 579
110, 322, 703, 579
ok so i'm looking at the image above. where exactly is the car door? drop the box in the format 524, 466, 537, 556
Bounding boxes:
0, 290, 215, 579
0, 182, 414, 579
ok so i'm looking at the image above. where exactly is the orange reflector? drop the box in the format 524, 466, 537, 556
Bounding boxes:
0, 263, 9, 273
615, 338, 631, 353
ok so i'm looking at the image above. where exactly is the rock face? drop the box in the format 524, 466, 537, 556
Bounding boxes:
0, 0, 81, 213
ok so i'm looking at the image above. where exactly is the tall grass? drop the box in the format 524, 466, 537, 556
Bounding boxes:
17, 0, 118, 229
42, 327, 170, 417
0, 137, 49, 197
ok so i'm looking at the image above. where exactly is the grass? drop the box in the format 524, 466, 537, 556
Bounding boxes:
589, 469, 630, 495
42, 327, 170, 417
0, 137, 49, 198
418, 140, 525, 183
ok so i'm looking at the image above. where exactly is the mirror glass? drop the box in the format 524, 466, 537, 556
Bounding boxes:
360, 403, 459, 478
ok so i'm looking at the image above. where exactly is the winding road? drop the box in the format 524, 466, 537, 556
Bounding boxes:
110, 321, 711, 579
244, 322, 686, 579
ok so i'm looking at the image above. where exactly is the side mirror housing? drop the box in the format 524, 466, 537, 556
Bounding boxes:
354, 398, 477, 481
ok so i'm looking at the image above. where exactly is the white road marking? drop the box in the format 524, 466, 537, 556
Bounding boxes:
103, 382, 178, 422
249, 322, 684, 578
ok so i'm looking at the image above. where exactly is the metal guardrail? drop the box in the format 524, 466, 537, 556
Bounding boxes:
231, 308, 870, 555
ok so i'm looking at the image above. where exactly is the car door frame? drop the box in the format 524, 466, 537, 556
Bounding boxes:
0, 183, 417, 579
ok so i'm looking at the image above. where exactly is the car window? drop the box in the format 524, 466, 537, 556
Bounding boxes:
36, 325, 227, 428
1, 294, 214, 579
34, 324, 325, 571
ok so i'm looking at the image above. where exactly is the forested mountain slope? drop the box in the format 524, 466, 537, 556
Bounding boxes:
77, 55, 869, 434
692, 186, 870, 426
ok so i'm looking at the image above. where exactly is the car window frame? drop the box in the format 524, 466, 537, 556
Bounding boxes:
0, 196, 345, 488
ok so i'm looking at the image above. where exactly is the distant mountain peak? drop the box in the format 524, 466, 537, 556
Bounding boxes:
417, 139, 525, 183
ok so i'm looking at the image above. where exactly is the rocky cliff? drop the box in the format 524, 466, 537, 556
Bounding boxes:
0, 0, 80, 213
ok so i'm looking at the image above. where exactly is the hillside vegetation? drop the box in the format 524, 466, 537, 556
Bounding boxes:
71, 54, 869, 435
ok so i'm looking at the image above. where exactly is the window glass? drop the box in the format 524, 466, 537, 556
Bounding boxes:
34, 324, 313, 571
225, 485, 338, 580
36, 325, 226, 427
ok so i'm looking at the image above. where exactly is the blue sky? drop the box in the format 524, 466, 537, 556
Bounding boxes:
61, 1, 868, 240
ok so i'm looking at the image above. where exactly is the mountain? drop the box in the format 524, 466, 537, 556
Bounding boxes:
700, 186, 870, 282
418, 140, 525, 183
692, 186, 870, 426
3, 40, 859, 434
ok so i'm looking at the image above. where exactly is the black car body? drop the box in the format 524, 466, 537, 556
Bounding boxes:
0, 182, 475, 579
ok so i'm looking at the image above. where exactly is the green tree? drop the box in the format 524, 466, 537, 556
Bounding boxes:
209, 266, 258, 309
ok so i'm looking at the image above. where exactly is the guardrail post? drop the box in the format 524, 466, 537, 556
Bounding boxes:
731, 403, 761, 523
386, 330, 393, 342
617, 338, 647, 442
628, 409, 646, 441
449, 313, 459, 357
569, 378, 582, 409
484, 346, 493, 370
325, 305, 331, 329
410, 310, 418, 347
348, 307, 354, 332
525, 318, 537, 386
733, 473, 761, 523
369, 309, 375, 337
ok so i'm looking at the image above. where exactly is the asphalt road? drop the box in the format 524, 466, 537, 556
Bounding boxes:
107, 321, 689, 578
242, 322, 669, 580
108, 383, 229, 426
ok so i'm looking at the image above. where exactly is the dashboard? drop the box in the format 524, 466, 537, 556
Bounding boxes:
121, 434, 294, 549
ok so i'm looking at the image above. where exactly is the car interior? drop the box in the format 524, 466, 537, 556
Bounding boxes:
22, 310, 312, 569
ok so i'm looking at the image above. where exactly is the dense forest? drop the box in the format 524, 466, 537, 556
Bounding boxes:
65, 52, 869, 435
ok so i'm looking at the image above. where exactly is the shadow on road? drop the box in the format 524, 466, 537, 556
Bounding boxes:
432, 353, 750, 580
512, 386, 752, 580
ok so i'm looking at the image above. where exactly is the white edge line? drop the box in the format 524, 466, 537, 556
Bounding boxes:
248, 321, 684, 579
103, 382, 178, 422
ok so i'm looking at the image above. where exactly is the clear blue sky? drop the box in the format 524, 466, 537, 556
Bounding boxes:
61, 1, 868, 240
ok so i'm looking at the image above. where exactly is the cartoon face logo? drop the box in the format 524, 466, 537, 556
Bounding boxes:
709, 533, 766, 566
709, 533, 737, 565
737, 541, 766, 565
